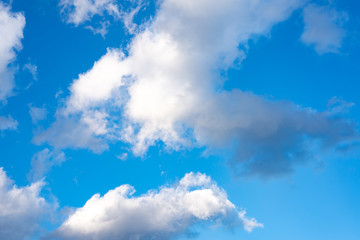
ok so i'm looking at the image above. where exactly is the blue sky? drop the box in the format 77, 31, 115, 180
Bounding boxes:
0, 0, 360, 239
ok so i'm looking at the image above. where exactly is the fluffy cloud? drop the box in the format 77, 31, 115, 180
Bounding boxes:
301, 4, 348, 54
0, 2, 25, 103
0, 167, 53, 240
49, 172, 262, 240
33, 49, 127, 152
39, 0, 359, 177
0, 115, 18, 131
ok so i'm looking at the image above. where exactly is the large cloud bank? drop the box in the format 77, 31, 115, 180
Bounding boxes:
36, 0, 359, 177
50, 172, 262, 240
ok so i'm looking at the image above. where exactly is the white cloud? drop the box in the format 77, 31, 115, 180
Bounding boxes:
59, 0, 146, 36
49, 172, 262, 240
0, 2, 25, 103
29, 104, 48, 124
0, 115, 18, 131
0, 167, 53, 240
34, 49, 129, 152
60, 0, 120, 26
301, 4, 348, 54
27, 148, 65, 182
66, 49, 129, 112
40, 0, 359, 177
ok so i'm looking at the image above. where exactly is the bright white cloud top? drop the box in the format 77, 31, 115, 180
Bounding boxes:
36, 0, 359, 177
51, 172, 262, 240
0, 168, 52, 240
0, 2, 25, 103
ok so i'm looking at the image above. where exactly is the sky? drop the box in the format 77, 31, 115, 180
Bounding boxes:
0, 0, 360, 239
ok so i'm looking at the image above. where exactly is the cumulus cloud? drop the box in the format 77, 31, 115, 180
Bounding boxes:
0, 167, 53, 240
27, 148, 65, 182
49, 172, 262, 240
39, 0, 359, 177
0, 2, 25, 103
0, 115, 18, 131
34, 49, 127, 152
301, 4, 348, 54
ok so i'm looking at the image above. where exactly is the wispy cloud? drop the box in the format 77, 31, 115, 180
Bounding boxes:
23, 62, 38, 80
59, 0, 120, 26
27, 148, 65, 182
59, 0, 122, 37
60, 0, 150, 36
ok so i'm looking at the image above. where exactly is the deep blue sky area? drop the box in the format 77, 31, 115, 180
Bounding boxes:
0, 0, 360, 240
